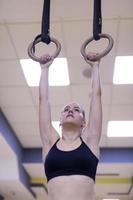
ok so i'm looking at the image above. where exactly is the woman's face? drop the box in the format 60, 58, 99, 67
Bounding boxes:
60, 103, 85, 128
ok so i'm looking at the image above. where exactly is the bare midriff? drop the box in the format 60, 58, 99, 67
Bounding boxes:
47, 175, 95, 200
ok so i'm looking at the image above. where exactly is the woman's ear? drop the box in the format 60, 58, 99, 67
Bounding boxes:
59, 115, 62, 126
81, 120, 86, 128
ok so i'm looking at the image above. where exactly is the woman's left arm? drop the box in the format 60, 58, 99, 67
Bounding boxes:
84, 59, 102, 146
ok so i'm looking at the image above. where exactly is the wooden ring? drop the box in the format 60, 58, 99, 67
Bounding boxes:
27, 36, 61, 64
81, 33, 114, 63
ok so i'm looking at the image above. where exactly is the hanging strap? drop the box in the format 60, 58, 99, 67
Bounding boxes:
93, 0, 102, 40
41, 0, 51, 44
32, 0, 51, 53
80, 0, 114, 63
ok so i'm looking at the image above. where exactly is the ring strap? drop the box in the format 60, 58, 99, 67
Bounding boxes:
32, 0, 51, 54
93, 0, 102, 40
41, 0, 51, 44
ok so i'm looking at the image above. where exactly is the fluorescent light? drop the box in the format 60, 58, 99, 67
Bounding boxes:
107, 121, 133, 137
52, 121, 61, 137
20, 58, 70, 86
113, 56, 133, 84
20, 59, 39, 86
103, 199, 120, 200
49, 58, 69, 86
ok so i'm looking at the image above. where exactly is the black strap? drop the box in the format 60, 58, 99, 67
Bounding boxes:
93, 0, 102, 40
41, 0, 51, 44
32, 0, 51, 53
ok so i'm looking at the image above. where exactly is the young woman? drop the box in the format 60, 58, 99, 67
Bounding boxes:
39, 53, 102, 200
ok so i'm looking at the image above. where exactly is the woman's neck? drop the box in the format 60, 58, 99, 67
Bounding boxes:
61, 129, 81, 143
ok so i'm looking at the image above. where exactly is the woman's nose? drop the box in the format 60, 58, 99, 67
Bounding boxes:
68, 109, 73, 114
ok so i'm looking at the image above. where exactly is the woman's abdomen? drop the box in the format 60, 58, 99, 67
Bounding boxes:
47, 175, 95, 200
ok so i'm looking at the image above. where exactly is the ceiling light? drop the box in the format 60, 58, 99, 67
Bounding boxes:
107, 121, 133, 137
103, 199, 120, 200
52, 121, 61, 137
113, 56, 133, 84
20, 58, 70, 86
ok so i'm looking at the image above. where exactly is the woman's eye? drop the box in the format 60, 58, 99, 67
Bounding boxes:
75, 109, 80, 112
64, 108, 69, 112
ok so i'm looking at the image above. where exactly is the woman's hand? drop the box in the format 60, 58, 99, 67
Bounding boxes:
86, 52, 100, 67
40, 54, 54, 69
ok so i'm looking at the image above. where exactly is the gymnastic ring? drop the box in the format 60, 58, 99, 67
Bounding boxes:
81, 33, 114, 63
28, 36, 61, 64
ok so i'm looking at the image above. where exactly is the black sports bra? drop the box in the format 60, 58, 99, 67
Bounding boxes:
44, 137, 99, 182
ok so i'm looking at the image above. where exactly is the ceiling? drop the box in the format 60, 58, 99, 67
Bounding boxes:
0, 0, 133, 200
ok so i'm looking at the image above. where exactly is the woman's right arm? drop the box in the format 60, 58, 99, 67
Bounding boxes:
39, 56, 60, 154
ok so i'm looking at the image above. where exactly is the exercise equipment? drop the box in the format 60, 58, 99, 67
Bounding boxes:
81, 0, 114, 63
27, 0, 61, 64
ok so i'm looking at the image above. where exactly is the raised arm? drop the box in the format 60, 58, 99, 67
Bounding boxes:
83, 55, 102, 148
39, 55, 59, 155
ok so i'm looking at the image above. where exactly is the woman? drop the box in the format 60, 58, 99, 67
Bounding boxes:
39, 53, 102, 200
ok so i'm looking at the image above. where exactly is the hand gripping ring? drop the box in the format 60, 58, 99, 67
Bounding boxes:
81, 33, 114, 63
28, 36, 61, 64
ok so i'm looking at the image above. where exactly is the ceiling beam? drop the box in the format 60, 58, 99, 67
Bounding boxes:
30, 176, 133, 185
0, 109, 36, 198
